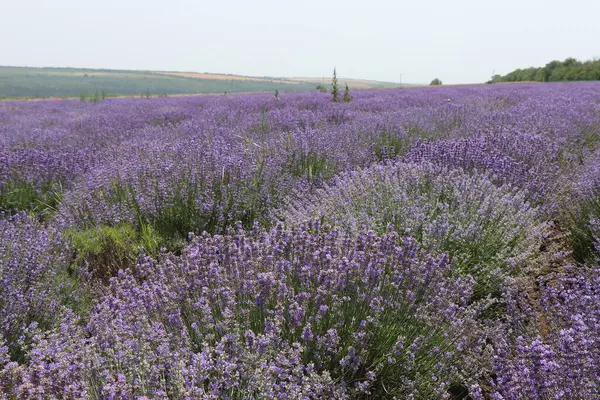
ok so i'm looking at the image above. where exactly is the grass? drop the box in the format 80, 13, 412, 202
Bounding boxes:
79, 169, 276, 253
0, 180, 63, 219
67, 222, 161, 283
286, 151, 337, 181
566, 197, 600, 263
374, 130, 408, 161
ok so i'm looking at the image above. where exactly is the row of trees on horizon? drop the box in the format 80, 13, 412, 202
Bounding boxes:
489, 57, 600, 83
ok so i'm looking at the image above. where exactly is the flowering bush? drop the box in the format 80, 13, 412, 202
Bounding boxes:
403, 131, 561, 205
0, 213, 69, 360
1, 225, 498, 398
283, 162, 549, 299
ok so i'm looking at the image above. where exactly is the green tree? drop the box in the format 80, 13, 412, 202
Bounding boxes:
563, 57, 580, 68
430, 78, 442, 86
331, 68, 339, 102
488, 57, 600, 83
534, 69, 546, 82
342, 83, 352, 102
90, 89, 100, 104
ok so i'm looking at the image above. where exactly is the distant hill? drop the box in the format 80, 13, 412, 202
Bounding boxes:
0, 66, 402, 99
488, 58, 600, 83
287, 77, 400, 90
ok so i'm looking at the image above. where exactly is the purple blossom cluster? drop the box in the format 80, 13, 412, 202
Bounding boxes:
403, 131, 561, 204
1, 82, 600, 398
492, 266, 600, 399
0, 213, 69, 358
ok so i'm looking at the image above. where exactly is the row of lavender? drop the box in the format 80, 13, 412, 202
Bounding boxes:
1, 83, 600, 398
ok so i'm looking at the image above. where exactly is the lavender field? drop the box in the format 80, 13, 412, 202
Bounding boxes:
2, 83, 600, 399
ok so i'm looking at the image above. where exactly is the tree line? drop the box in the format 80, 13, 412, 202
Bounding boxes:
488, 57, 600, 83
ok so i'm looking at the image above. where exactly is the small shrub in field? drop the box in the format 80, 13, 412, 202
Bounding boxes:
430, 78, 442, 86
403, 135, 561, 205
160, 225, 494, 398
563, 197, 600, 263
342, 83, 352, 102
90, 90, 101, 104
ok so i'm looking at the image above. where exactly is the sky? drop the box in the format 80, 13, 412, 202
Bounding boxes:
1, 0, 599, 84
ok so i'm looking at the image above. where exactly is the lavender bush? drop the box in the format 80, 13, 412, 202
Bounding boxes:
2, 225, 498, 398
282, 161, 549, 298
403, 131, 562, 205
561, 146, 600, 262
0, 212, 70, 360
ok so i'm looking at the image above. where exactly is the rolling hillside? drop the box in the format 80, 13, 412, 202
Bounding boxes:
0, 66, 401, 99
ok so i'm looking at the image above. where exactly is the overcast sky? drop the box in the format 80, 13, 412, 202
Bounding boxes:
1, 0, 599, 84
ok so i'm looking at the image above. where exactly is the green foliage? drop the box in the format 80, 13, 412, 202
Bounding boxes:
77, 89, 107, 104
374, 131, 408, 161
430, 78, 442, 86
90, 90, 101, 104
565, 197, 600, 263
53, 267, 95, 320
316, 84, 328, 93
488, 57, 600, 83
152, 180, 267, 244
250, 104, 269, 134
286, 151, 337, 181
92, 170, 274, 252
331, 68, 339, 102
150, 115, 187, 128
67, 222, 161, 283
0, 180, 62, 219
374, 123, 450, 162
342, 83, 352, 102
